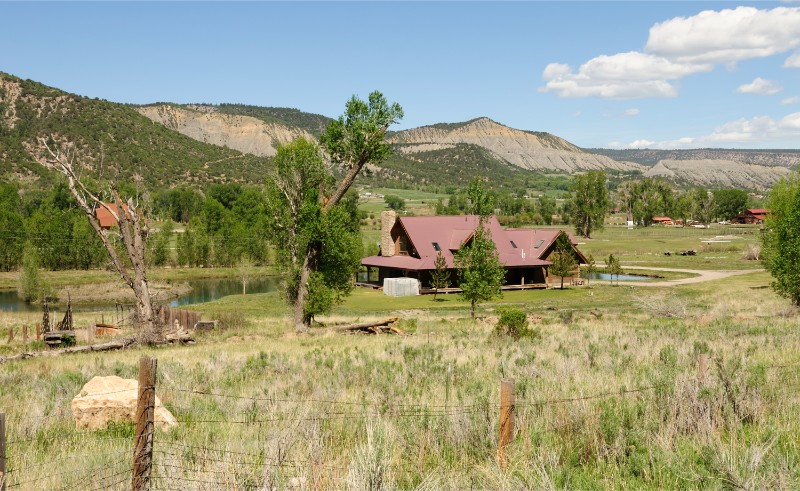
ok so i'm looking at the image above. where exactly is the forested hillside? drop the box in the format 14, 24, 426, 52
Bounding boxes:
0, 73, 271, 188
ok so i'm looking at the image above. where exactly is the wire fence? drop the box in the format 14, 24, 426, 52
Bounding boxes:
2, 356, 797, 490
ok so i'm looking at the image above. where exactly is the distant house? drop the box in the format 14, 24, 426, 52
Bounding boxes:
733, 209, 770, 224
361, 211, 587, 290
95, 203, 129, 229
652, 216, 674, 225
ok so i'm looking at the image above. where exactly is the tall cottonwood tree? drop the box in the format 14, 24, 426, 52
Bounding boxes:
43, 141, 159, 337
761, 171, 800, 306
278, 91, 403, 331
266, 138, 362, 328
569, 170, 609, 238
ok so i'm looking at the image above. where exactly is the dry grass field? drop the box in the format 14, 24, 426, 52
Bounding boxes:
1, 226, 798, 490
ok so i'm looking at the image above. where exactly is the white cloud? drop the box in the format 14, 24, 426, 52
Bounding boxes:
541, 6, 800, 99
784, 53, 800, 67
624, 108, 640, 116
780, 96, 800, 105
539, 52, 710, 99
646, 6, 800, 64
736, 77, 783, 95
611, 112, 800, 149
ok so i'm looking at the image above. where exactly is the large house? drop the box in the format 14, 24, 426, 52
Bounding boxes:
733, 209, 770, 225
361, 211, 587, 289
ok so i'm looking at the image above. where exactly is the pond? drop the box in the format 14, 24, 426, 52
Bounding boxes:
0, 276, 280, 312
588, 272, 652, 281
168, 276, 279, 307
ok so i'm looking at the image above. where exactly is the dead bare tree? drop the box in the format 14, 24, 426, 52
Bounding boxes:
41, 140, 159, 339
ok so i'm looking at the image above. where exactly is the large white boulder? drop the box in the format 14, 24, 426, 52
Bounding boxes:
71, 376, 177, 431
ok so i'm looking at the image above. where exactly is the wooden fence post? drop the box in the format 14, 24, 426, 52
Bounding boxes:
35, 323, 41, 341
6, 329, 12, 344
1, 412, 6, 491
22, 326, 28, 344
497, 378, 515, 470
132, 357, 157, 491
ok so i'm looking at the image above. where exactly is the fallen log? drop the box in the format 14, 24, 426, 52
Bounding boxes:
0, 330, 194, 364
332, 317, 404, 335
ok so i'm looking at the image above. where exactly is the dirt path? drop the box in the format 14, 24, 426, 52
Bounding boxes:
622, 266, 762, 287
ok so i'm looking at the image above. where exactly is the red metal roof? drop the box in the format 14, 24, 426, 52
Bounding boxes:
362, 215, 556, 272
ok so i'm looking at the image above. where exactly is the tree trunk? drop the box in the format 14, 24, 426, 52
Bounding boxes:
42, 142, 158, 339
294, 248, 316, 332
471, 299, 476, 318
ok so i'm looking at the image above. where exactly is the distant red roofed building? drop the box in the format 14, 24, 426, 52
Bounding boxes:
95, 204, 129, 229
361, 211, 587, 290
734, 209, 770, 225
652, 216, 674, 225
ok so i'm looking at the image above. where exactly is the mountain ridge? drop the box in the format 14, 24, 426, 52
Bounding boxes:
2, 72, 797, 191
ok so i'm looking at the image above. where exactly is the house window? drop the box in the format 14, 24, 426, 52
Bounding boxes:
534, 240, 545, 248
510, 240, 517, 249
398, 235, 409, 255
432, 242, 441, 251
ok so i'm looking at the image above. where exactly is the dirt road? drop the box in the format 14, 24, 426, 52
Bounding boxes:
622, 266, 762, 287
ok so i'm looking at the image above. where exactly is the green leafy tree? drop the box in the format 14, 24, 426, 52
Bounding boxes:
384, 194, 405, 211
672, 192, 693, 227
266, 138, 364, 328
70, 213, 106, 269
278, 91, 402, 332
760, 171, 800, 306
455, 223, 506, 318
148, 221, 173, 267
581, 253, 597, 285
630, 178, 674, 226
690, 188, 714, 225
466, 177, 496, 217
569, 170, 609, 238
548, 233, 578, 289
713, 188, 748, 221
538, 195, 556, 225
549, 251, 577, 289
604, 253, 622, 286
0, 206, 24, 271
17, 243, 51, 303
430, 250, 451, 301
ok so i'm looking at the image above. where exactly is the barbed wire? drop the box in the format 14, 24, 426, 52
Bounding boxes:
154, 446, 347, 472
6, 461, 128, 489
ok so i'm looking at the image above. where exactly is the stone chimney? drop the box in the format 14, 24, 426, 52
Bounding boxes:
380, 210, 397, 257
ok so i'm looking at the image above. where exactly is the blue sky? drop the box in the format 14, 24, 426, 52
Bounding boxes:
3, 1, 800, 149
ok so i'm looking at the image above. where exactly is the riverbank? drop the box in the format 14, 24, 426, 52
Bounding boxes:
0, 266, 278, 307
0, 265, 276, 290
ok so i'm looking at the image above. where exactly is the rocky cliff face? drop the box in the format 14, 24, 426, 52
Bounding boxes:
137, 105, 313, 157
644, 159, 790, 190
389, 118, 645, 173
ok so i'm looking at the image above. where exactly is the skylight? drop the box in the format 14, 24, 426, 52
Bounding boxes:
510, 240, 517, 249
432, 242, 441, 251
534, 240, 545, 248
